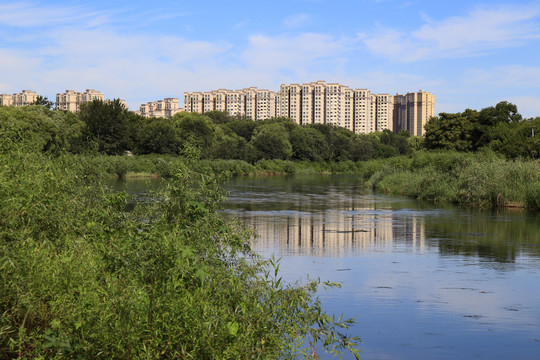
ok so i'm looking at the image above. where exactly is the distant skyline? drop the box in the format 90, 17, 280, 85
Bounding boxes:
1, 0, 539, 118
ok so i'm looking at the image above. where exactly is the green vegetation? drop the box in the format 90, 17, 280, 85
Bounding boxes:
359, 151, 540, 208
1, 96, 539, 358
424, 101, 540, 159
1, 103, 363, 358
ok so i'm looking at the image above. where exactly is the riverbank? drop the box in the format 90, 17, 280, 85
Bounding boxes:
360, 151, 540, 210
95, 152, 540, 210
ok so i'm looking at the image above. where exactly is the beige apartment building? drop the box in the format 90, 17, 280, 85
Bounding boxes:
185, 87, 277, 121
0, 90, 40, 107
56, 89, 105, 111
138, 98, 182, 119
184, 82, 434, 135
393, 90, 435, 136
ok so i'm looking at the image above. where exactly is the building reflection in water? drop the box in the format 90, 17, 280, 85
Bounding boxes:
229, 201, 426, 258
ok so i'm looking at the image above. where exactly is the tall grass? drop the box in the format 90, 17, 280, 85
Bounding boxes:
362, 151, 540, 208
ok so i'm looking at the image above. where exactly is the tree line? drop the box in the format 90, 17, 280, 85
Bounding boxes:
1, 99, 538, 160
424, 101, 540, 159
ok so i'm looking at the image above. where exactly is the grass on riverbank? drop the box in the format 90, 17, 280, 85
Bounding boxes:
362, 151, 540, 209
76, 151, 540, 210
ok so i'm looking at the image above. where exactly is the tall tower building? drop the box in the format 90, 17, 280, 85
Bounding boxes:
393, 90, 435, 136
353, 89, 373, 134
374, 94, 394, 132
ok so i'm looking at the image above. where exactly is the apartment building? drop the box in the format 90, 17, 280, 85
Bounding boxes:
277, 81, 394, 133
56, 89, 105, 111
185, 88, 277, 121
393, 90, 435, 136
374, 94, 394, 132
0, 90, 40, 107
184, 82, 434, 135
139, 98, 182, 119
0, 94, 12, 106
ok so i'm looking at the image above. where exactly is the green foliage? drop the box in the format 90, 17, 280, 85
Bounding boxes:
172, 112, 216, 153
424, 111, 475, 151
290, 126, 330, 161
361, 151, 540, 207
0, 151, 361, 359
379, 129, 410, 155
251, 122, 293, 160
0, 105, 83, 155
135, 119, 181, 155
33, 95, 54, 110
79, 99, 134, 155
204, 110, 235, 124
525, 182, 540, 210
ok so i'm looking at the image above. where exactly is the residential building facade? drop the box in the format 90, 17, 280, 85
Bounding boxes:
183, 81, 435, 135
185, 88, 278, 121
393, 90, 435, 136
138, 98, 182, 119
0, 90, 40, 107
56, 89, 105, 112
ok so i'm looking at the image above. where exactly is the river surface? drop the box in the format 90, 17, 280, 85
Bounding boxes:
113, 174, 540, 360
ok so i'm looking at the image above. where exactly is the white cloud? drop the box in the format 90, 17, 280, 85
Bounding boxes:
465, 65, 540, 88
242, 33, 355, 70
0, 2, 110, 27
363, 3, 540, 61
282, 14, 311, 29
507, 96, 540, 118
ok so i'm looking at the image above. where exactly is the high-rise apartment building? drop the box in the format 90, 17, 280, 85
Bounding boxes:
393, 90, 435, 136
184, 82, 434, 135
185, 88, 277, 121
0, 90, 40, 107
0, 94, 13, 106
139, 98, 182, 119
56, 89, 105, 112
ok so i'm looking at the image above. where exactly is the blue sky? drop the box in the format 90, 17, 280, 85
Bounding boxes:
1, 0, 540, 117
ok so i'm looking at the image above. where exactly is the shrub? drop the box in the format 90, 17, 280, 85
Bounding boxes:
0, 153, 361, 359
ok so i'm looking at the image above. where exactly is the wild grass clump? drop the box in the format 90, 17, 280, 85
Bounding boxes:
525, 182, 540, 210
364, 151, 540, 208
255, 159, 297, 175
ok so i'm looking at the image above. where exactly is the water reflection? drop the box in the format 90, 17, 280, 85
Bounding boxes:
222, 175, 540, 264
220, 175, 540, 359
109, 174, 540, 359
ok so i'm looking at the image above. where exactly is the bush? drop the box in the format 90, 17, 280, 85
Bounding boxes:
0, 153, 361, 359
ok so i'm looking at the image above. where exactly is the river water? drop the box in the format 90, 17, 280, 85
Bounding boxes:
113, 174, 540, 359
219, 174, 540, 360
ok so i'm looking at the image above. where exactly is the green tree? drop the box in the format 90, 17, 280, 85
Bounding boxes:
204, 110, 235, 124
379, 129, 410, 155
79, 99, 132, 155
328, 126, 355, 161
208, 127, 254, 161
290, 126, 330, 161
135, 119, 181, 155
424, 112, 475, 151
0, 105, 83, 154
472, 101, 522, 150
251, 123, 293, 160
224, 120, 259, 142
33, 95, 54, 110
350, 134, 377, 161
172, 112, 216, 155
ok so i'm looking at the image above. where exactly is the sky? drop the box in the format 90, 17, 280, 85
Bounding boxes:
1, 0, 540, 118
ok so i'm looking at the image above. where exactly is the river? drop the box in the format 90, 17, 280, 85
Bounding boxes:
114, 174, 540, 359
